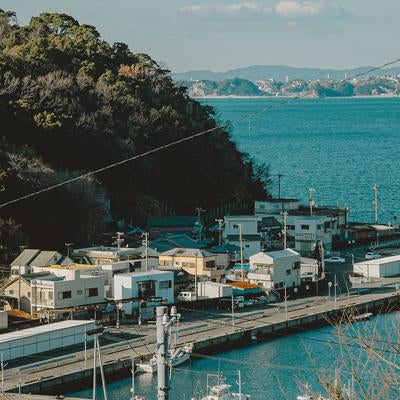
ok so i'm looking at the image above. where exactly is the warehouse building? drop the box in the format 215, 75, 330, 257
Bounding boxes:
0, 320, 95, 361
353, 255, 400, 279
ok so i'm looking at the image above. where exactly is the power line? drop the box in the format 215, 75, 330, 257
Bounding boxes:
1, 57, 400, 210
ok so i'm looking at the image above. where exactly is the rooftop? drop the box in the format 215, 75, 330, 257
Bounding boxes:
355, 254, 400, 265
10, 249, 40, 266
118, 270, 173, 278
0, 320, 94, 343
160, 248, 215, 258
256, 198, 299, 203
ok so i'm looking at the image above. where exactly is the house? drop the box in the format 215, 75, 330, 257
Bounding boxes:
248, 249, 301, 291
3, 265, 105, 315
223, 216, 262, 260
149, 234, 207, 253
254, 199, 348, 256
208, 244, 241, 268
147, 216, 201, 239
340, 223, 397, 247
10, 249, 70, 276
113, 270, 174, 316
159, 248, 225, 282
71, 246, 142, 265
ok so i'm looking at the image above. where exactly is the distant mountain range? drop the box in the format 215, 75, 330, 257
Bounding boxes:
172, 65, 400, 82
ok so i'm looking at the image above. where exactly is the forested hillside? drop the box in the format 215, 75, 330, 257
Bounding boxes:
0, 11, 268, 259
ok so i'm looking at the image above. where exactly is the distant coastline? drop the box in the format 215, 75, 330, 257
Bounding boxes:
194, 94, 400, 99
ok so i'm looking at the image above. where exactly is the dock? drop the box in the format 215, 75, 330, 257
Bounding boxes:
2, 288, 399, 395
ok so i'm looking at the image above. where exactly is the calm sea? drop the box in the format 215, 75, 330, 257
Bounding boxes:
203, 97, 400, 225
69, 311, 399, 400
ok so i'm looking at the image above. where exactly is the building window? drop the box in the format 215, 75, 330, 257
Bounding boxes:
58, 291, 72, 300
159, 280, 172, 289
245, 245, 250, 248
27, 292, 31, 298
233, 224, 240, 229
317, 224, 322, 230
259, 204, 265, 209
301, 225, 310, 230
182, 262, 195, 269
8, 290, 15, 295
86, 288, 98, 297
205, 260, 216, 268
48, 291, 53, 300
288, 225, 295, 230
286, 269, 292, 276
77, 290, 83, 295
293, 261, 301, 270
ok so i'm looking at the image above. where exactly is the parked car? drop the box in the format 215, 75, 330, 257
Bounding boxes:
365, 252, 382, 260
324, 256, 346, 264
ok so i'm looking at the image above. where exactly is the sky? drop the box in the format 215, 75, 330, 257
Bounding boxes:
0, 0, 399, 72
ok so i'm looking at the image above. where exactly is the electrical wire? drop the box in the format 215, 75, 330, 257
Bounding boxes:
1, 57, 400, 210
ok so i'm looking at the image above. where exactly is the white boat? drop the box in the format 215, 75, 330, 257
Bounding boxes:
350, 312, 373, 322
195, 372, 251, 400
136, 343, 193, 374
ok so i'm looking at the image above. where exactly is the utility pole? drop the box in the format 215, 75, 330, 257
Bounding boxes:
309, 188, 316, 216
113, 232, 124, 261
215, 219, 224, 246
373, 183, 379, 224
239, 224, 244, 282
282, 211, 288, 250
18, 245, 26, 311
142, 232, 149, 271
156, 306, 180, 400
194, 252, 198, 301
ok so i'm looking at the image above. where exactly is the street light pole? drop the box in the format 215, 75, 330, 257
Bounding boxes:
328, 281, 332, 302
239, 224, 244, 282
334, 274, 338, 306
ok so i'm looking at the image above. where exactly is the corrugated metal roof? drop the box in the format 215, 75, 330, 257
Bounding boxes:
10, 249, 40, 266
0, 320, 95, 343
30, 251, 61, 267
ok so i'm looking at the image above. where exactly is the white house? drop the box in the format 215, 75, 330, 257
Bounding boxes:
4, 265, 105, 314
354, 255, 400, 279
223, 216, 262, 260
248, 249, 301, 290
113, 270, 174, 316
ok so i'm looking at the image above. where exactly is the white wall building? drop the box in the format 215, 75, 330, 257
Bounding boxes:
197, 281, 233, 299
114, 270, 174, 315
223, 216, 262, 260
354, 255, 400, 279
248, 249, 301, 290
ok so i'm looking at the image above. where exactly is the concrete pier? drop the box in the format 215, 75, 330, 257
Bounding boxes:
2, 289, 399, 395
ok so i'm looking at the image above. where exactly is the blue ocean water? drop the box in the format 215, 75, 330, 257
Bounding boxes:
69, 311, 399, 400
203, 97, 400, 225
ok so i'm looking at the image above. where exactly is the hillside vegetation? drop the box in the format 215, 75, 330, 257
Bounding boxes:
0, 11, 269, 259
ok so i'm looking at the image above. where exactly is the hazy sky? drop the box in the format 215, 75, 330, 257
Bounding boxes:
0, 1, 399, 72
